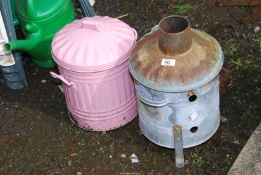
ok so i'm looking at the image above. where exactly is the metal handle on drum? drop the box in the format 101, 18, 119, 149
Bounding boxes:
138, 94, 169, 107
136, 83, 169, 107
173, 125, 185, 168
50, 72, 75, 88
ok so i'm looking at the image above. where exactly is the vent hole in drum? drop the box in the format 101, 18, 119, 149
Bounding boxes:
190, 126, 198, 133
189, 95, 197, 102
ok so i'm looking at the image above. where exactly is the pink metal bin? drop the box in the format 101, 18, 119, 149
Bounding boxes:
51, 16, 137, 131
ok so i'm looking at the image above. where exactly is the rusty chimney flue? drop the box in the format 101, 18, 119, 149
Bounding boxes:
158, 16, 192, 55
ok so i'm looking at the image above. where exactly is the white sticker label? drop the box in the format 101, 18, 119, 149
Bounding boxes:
161, 58, 176, 66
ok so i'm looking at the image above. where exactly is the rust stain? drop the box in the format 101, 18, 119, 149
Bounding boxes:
130, 28, 220, 85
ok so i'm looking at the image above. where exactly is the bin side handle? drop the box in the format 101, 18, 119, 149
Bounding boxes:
50, 71, 74, 87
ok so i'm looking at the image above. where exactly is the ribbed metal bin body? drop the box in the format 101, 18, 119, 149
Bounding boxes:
58, 61, 137, 131
51, 16, 138, 131
136, 77, 220, 148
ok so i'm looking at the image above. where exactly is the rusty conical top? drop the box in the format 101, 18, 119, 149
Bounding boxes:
129, 16, 224, 92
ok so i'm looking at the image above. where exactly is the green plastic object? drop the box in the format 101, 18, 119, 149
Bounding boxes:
5, 0, 75, 68
10, 0, 19, 27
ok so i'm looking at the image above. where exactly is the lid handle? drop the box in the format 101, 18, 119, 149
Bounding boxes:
81, 20, 106, 32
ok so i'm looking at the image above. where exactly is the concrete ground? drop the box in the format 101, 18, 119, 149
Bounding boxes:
228, 122, 261, 175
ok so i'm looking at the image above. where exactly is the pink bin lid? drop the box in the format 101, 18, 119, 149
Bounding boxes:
52, 16, 137, 72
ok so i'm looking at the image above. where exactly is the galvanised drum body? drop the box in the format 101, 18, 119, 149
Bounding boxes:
136, 77, 220, 148
129, 16, 224, 148
51, 16, 137, 131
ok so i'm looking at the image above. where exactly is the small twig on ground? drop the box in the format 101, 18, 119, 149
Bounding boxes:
116, 14, 129, 19
164, 0, 176, 16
